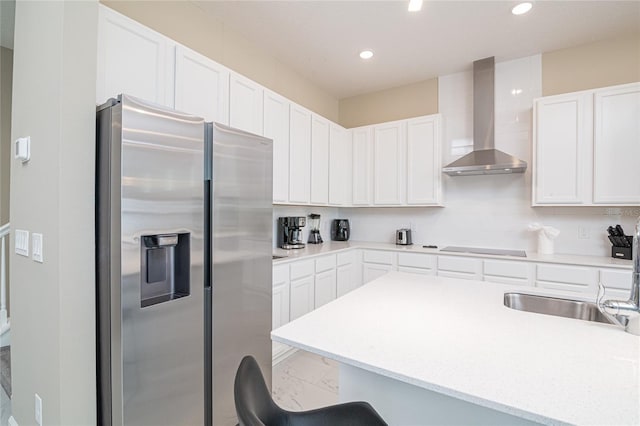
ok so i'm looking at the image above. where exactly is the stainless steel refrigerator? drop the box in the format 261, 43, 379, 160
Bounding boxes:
96, 94, 273, 426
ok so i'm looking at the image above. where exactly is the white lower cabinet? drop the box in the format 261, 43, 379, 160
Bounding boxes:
290, 275, 315, 321
483, 259, 534, 287
337, 251, 361, 296
397, 252, 436, 275
289, 259, 315, 320
535, 263, 598, 294
599, 268, 633, 299
437, 256, 482, 280
314, 255, 337, 308
362, 250, 396, 284
272, 264, 290, 360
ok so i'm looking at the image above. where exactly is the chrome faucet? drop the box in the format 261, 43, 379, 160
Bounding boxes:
598, 216, 640, 335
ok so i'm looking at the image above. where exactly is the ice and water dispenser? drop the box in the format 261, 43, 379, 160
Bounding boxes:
140, 232, 191, 307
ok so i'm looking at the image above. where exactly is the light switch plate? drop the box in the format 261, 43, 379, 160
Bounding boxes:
15, 136, 31, 163
32, 233, 43, 263
15, 229, 29, 257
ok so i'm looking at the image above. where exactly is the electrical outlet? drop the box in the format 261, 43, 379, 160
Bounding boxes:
35, 393, 42, 425
578, 227, 590, 240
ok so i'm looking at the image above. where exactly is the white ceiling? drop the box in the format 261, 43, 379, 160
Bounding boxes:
192, 0, 640, 99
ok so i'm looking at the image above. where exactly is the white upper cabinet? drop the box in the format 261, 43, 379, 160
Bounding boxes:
229, 72, 264, 135
174, 45, 229, 123
593, 83, 640, 205
329, 125, 352, 206
289, 105, 312, 204
533, 92, 592, 205
310, 115, 330, 205
352, 126, 373, 206
406, 115, 442, 205
373, 121, 406, 205
264, 91, 291, 203
97, 6, 174, 106
533, 82, 640, 206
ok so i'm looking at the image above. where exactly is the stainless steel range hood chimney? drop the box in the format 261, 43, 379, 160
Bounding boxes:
443, 57, 527, 176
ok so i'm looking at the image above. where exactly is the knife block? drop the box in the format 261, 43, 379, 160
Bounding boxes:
612, 246, 632, 260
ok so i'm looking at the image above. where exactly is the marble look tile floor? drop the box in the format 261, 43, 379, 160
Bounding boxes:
272, 349, 339, 411
0, 384, 10, 426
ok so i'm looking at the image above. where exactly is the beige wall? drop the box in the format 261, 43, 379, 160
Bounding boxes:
101, 0, 340, 122
10, 0, 98, 424
338, 78, 438, 128
1, 46, 11, 225
542, 34, 640, 96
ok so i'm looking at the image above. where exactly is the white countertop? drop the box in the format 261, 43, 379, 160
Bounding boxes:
272, 272, 640, 425
273, 241, 633, 270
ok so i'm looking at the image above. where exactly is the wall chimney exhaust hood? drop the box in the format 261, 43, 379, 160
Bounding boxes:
443, 57, 527, 176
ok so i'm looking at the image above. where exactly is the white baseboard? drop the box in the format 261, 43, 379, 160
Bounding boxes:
8, 416, 18, 426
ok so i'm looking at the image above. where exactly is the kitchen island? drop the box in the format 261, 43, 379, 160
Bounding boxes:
271, 272, 640, 425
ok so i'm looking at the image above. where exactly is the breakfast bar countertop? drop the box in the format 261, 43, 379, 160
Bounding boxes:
272, 272, 640, 425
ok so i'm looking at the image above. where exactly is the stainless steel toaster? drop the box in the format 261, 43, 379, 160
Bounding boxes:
396, 228, 412, 245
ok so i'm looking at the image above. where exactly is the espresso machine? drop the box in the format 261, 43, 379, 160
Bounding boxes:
307, 214, 323, 244
278, 216, 306, 249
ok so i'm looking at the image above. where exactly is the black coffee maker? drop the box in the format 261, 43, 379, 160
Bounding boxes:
278, 217, 306, 249
331, 219, 350, 241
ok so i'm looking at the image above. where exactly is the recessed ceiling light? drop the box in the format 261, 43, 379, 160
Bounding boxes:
512, 2, 532, 15
360, 50, 374, 60
408, 0, 423, 12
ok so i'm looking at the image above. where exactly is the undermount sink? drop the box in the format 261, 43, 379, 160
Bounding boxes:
504, 293, 613, 324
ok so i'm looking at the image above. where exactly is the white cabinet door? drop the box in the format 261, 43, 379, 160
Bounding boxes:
289, 105, 312, 204
311, 115, 330, 205
483, 259, 534, 287
97, 6, 173, 106
362, 263, 393, 284
373, 122, 405, 205
329, 125, 352, 206
535, 263, 598, 294
272, 282, 290, 330
229, 72, 264, 135
407, 115, 442, 205
315, 269, 337, 308
264, 91, 290, 203
352, 127, 373, 205
290, 276, 314, 320
437, 256, 482, 280
337, 262, 360, 297
174, 45, 229, 123
533, 93, 591, 205
593, 83, 640, 205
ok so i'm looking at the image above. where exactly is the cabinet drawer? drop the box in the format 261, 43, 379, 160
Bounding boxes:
337, 250, 357, 266
398, 253, 436, 270
398, 266, 435, 276
363, 250, 395, 265
536, 264, 597, 287
315, 255, 336, 273
600, 269, 632, 291
290, 259, 314, 280
273, 264, 289, 285
484, 260, 531, 280
437, 256, 481, 275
